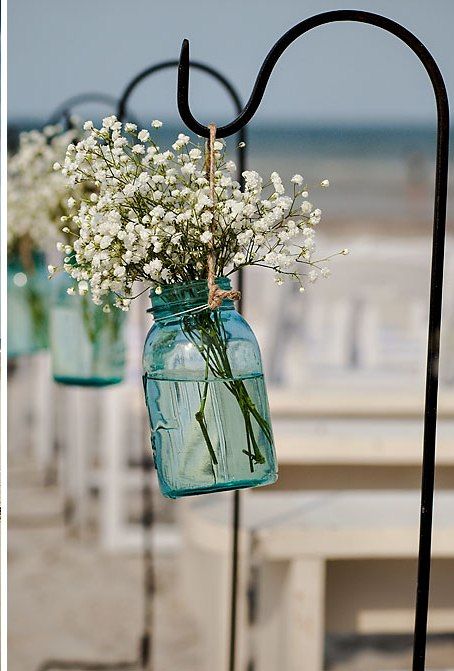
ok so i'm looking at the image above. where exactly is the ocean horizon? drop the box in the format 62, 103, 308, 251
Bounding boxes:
8, 119, 454, 226
8, 119, 450, 157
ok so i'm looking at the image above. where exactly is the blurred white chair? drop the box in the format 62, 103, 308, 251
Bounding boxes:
8, 352, 55, 481
440, 246, 454, 385
84, 380, 179, 553
256, 237, 454, 388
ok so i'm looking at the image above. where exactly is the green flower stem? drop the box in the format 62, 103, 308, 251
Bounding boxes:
195, 348, 219, 466
183, 311, 271, 472
80, 294, 123, 378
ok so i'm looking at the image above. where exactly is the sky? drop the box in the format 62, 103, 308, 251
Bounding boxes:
8, 0, 454, 126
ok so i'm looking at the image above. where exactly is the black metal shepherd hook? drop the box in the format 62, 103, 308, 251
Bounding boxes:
37, 61, 246, 671
117, 58, 247, 671
47, 93, 120, 129
177, 9, 449, 671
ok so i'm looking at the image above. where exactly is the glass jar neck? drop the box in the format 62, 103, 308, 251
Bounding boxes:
9, 249, 46, 272
149, 278, 235, 321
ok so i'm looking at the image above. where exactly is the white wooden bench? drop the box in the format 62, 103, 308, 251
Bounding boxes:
180, 490, 454, 671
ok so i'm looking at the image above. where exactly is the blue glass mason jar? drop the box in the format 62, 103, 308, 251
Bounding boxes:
50, 272, 126, 386
143, 278, 278, 498
7, 252, 49, 359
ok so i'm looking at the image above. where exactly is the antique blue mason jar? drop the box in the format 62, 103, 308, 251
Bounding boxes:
50, 271, 126, 386
7, 252, 49, 359
143, 278, 278, 498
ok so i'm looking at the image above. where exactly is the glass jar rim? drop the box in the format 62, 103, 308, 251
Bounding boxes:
148, 277, 233, 319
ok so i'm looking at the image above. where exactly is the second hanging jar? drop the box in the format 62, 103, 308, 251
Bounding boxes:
50, 271, 126, 386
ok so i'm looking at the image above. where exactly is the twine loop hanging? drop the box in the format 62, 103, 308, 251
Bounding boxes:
205, 123, 241, 310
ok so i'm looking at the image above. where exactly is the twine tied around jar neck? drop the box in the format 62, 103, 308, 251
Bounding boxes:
205, 123, 241, 310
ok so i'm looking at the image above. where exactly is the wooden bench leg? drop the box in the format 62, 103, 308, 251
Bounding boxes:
98, 386, 128, 551
254, 558, 325, 671
285, 558, 326, 671
31, 353, 54, 481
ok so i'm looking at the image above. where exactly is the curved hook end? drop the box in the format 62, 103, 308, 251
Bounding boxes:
177, 38, 210, 137
180, 38, 190, 61
178, 39, 190, 95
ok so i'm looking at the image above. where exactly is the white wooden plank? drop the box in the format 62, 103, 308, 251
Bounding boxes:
268, 385, 454, 419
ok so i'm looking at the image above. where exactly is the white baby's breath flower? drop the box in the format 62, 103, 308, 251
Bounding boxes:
320, 179, 330, 188
200, 231, 213, 244
138, 129, 150, 142
151, 120, 163, 128
233, 252, 246, 266
102, 115, 118, 129
177, 133, 190, 145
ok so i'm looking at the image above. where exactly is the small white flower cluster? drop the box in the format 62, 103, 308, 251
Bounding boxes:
57, 115, 342, 308
8, 125, 78, 255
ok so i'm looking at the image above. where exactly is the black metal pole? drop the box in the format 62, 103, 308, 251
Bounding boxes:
176, 11, 449, 671
117, 60, 247, 671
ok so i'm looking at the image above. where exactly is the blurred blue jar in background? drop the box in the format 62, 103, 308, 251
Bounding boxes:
7, 251, 49, 359
50, 271, 126, 386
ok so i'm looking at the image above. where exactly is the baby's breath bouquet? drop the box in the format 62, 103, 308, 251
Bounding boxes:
7, 126, 77, 357
57, 115, 346, 493
8, 125, 75, 256
57, 116, 344, 303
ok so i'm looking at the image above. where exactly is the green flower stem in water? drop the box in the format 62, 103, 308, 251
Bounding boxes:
182, 310, 271, 473
194, 348, 219, 466
80, 293, 124, 377
26, 284, 48, 348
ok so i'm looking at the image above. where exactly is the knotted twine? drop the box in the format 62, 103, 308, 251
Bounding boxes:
205, 123, 241, 310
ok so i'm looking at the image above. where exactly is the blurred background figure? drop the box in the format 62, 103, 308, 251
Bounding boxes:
7, 1, 454, 670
